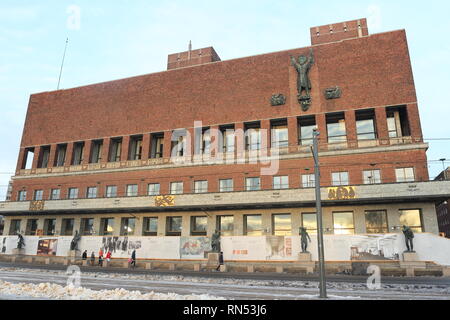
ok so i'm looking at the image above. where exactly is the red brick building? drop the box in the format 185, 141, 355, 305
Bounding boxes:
1, 19, 449, 263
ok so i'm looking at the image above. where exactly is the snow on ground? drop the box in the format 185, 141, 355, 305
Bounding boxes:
0, 280, 225, 300
0, 266, 449, 296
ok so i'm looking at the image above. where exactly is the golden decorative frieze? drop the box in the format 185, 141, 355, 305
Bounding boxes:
327, 186, 356, 200
155, 195, 175, 207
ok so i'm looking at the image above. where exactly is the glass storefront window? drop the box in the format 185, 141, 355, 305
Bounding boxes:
217, 215, 234, 236
365, 210, 388, 233
302, 213, 317, 234
333, 212, 355, 235
100, 218, 114, 235
191, 216, 207, 235
399, 209, 423, 233
244, 214, 262, 236
166, 216, 182, 236
143, 217, 158, 236
272, 214, 291, 236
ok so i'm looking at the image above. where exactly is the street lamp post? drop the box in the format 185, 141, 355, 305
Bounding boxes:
312, 129, 327, 298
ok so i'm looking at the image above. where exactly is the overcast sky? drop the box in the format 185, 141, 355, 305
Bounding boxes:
0, 0, 449, 199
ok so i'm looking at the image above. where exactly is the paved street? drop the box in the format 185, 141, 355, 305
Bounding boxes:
0, 262, 449, 300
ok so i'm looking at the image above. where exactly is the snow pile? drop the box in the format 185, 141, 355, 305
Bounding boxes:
0, 280, 225, 300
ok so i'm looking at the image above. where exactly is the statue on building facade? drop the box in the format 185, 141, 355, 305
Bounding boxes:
299, 227, 311, 253
211, 230, 221, 253
70, 230, 81, 251
17, 233, 25, 249
290, 48, 314, 111
402, 225, 414, 252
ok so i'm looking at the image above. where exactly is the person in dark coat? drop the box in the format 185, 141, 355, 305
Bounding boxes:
130, 250, 136, 268
82, 250, 88, 260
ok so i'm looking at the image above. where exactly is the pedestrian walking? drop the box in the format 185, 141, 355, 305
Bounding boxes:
82, 250, 88, 260
90, 252, 95, 266
130, 250, 136, 268
106, 250, 112, 262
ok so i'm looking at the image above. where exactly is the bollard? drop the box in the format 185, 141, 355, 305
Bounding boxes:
145, 262, 152, 270
276, 266, 283, 273
247, 265, 254, 273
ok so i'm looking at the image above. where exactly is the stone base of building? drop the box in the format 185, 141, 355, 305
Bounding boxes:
12, 248, 25, 255
400, 252, 426, 276
68, 250, 81, 258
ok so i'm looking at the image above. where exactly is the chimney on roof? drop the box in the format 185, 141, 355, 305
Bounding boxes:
310, 18, 369, 45
167, 46, 221, 70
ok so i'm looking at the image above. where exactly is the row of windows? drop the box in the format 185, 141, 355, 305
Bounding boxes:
17, 167, 416, 201
21, 106, 412, 170
7, 209, 423, 237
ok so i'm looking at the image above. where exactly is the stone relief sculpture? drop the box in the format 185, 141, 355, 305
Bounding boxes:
290, 48, 314, 111
270, 94, 286, 106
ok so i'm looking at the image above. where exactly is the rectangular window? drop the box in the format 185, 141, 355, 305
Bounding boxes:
34, 190, 43, 201
54, 144, 67, 167
9, 219, 21, 235
44, 219, 56, 236
246, 177, 261, 191
273, 176, 289, 189
18, 190, 27, 201
50, 189, 61, 200
38, 146, 51, 168
194, 180, 208, 193
191, 216, 207, 236
22, 147, 35, 170
166, 216, 182, 236
217, 215, 234, 236
80, 218, 94, 236
302, 174, 315, 188
365, 210, 388, 233
120, 218, 136, 236
399, 209, 423, 233
245, 122, 261, 151
143, 217, 158, 236
332, 172, 349, 186
68, 188, 78, 199
298, 116, 317, 146
61, 218, 74, 236
86, 187, 97, 199
363, 170, 381, 184
356, 109, 377, 140
170, 182, 183, 195
150, 133, 164, 158
148, 183, 160, 196
386, 106, 410, 138
126, 184, 138, 197
272, 214, 291, 236
333, 212, 355, 235
244, 214, 263, 236
220, 125, 235, 153
106, 185, 117, 198
302, 213, 317, 234
128, 135, 143, 160
271, 119, 288, 148
395, 168, 415, 183
219, 179, 233, 192
100, 218, 115, 236
326, 113, 347, 143
108, 138, 122, 162
171, 133, 186, 157
72, 142, 84, 165
90, 140, 103, 163
25, 219, 38, 236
